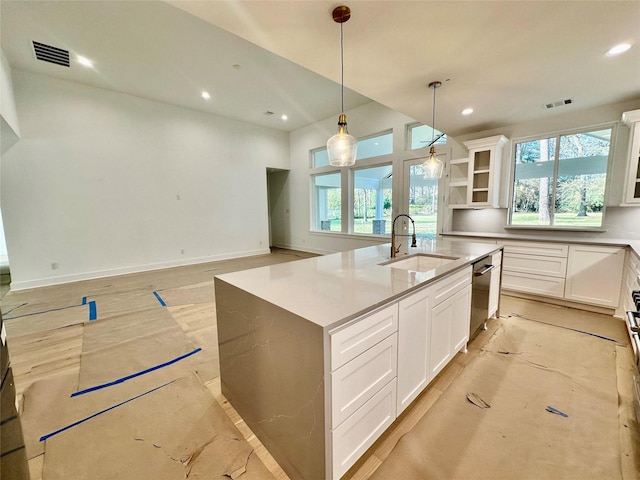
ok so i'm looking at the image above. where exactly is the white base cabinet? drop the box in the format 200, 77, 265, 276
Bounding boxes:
430, 284, 472, 379
396, 267, 472, 417
396, 287, 431, 415
487, 251, 503, 319
502, 241, 625, 308
565, 245, 625, 308
329, 265, 474, 478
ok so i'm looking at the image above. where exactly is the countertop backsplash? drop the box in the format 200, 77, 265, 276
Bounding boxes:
450, 207, 640, 241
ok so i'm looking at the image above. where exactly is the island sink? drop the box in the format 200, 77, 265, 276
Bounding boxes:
380, 253, 459, 272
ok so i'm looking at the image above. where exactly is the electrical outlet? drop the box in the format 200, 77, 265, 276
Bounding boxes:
180, 249, 185, 255
51, 262, 59, 270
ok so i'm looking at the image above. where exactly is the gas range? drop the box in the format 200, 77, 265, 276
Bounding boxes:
625, 287, 640, 422
626, 290, 640, 368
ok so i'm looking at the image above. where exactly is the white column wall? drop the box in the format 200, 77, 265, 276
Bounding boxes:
0, 50, 20, 137
2, 71, 289, 289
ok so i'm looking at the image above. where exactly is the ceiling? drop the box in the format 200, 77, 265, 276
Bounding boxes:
2, 1, 639, 138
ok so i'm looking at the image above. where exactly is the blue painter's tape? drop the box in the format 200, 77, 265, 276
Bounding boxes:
546, 406, 568, 418
2, 303, 28, 317
88, 301, 97, 321
510, 314, 620, 343
153, 291, 167, 307
70, 347, 202, 397
40, 380, 176, 442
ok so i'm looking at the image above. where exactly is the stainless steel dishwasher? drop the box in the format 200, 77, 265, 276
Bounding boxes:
470, 256, 495, 340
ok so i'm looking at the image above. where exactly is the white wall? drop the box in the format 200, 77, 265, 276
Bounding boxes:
0, 49, 20, 152
2, 70, 289, 289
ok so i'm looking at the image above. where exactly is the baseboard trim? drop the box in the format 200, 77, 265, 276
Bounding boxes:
502, 290, 617, 317
9, 248, 271, 291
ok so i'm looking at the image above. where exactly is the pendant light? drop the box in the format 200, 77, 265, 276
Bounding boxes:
327, 6, 357, 167
422, 81, 444, 179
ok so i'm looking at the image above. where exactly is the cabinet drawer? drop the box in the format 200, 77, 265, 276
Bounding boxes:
502, 271, 565, 298
331, 333, 397, 429
502, 241, 568, 258
331, 379, 397, 480
503, 252, 567, 278
330, 303, 398, 370
428, 267, 472, 306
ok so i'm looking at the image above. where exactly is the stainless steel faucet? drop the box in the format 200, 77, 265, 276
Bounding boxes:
391, 214, 417, 258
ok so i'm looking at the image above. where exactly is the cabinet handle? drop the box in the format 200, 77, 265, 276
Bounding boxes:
474, 264, 495, 276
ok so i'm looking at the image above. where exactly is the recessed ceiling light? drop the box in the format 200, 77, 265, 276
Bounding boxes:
201, 91, 210, 100
461, 108, 474, 116
606, 43, 631, 56
77, 56, 93, 68
281, 114, 288, 121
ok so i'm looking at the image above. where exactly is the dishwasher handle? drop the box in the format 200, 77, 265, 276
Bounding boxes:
474, 264, 495, 276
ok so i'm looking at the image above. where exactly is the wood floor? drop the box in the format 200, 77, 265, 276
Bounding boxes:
1, 249, 638, 480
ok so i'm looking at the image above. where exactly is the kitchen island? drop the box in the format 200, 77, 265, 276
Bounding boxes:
214, 240, 502, 480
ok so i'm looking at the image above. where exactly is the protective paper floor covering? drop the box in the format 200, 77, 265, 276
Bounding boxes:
42, 374, 275, 480
371, 316, 622, 480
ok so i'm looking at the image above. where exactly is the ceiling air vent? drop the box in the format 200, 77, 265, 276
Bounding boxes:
544, 98, 574, 110
32, 41, 70, 67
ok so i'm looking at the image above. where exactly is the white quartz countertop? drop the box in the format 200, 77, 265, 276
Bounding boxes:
215, 240, 501, 330
442, 231, 640, 258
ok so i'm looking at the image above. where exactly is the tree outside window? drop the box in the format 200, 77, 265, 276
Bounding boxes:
511, 128, 612, 228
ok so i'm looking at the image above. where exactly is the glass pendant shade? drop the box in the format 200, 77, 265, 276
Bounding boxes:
423, 146, 444, 179
327, 113, 358, 166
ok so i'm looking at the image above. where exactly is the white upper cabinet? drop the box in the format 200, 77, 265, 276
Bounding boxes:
622, 110, 640, 205
463, 135, 509, 208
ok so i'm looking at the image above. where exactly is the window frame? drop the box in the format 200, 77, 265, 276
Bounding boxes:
310, 129, 393, 168
310, 170, 343, 233
406, 121, 447, 151
507, 123, 616, 231
351, 163, 394, 235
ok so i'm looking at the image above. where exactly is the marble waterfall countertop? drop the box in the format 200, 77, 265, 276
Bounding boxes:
215, 240, 500, 330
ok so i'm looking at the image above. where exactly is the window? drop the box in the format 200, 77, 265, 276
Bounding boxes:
357, 130, 393, 160
407, 163, 439, 239
407, 122, 446, 150
510, 127, 612, 228
311, 130, 393, 167
353, 165, 393, 234
313, 172, 341, 231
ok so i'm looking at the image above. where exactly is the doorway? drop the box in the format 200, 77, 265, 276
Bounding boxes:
266, 168, 290, 249
401, 156, 446, 239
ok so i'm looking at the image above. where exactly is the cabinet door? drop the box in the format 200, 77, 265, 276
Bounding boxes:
463, 135, 508, 207
450, 284, 472, 354
565, 245, 625, 307
488, 266, 501, 319
396, 287, 430, 416
430, 285, 471, 379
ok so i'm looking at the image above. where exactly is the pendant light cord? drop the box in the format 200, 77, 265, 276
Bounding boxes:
340, 20, 344, 113
431, 83, 436, 144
